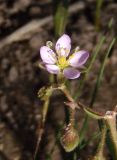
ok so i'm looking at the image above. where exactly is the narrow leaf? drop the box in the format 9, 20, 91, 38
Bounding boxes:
78, 37, 115, 148
105, 111, 117, 160
95, 0, 104, 31
74, 35, 105, 100
83, 107, 104, 120
54, 0, 69, 37
91, 125, 107, 160
90, 38, 116, 107
78, 102, 104, 119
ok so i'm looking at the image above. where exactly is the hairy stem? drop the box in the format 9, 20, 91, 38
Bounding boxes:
92, 125, 106, 160
34, 87, 53, 159
58, 85, 78, 129
105, 112, 117, 159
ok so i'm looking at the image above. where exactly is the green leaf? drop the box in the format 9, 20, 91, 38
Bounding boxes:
95, 0, 104, 31
108, 18, 114, 29
83, 107, 104, 120
78, 37, 115, 148
54, 1, 69, 37
90, 37, 116, 107
74, 35, 105, 100
105, 111, 117, 160
90, 125, 107, 160
79, 131, 101, 149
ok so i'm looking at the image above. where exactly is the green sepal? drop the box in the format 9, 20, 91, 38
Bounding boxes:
37, 86, 53, 100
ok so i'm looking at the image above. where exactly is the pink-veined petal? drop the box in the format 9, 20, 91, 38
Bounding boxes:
46, 64, 60, 74
55, 34, 71, 57
40, 46, 57, 64
63, 67, 80, 79
69, 50, 89, 67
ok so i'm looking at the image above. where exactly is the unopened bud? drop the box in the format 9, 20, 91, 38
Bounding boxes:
60, 123, 79, 152
75, 46, 80, 52
46, 41, 53, 48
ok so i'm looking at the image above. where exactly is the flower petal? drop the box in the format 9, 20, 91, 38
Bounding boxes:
63, 67, 80, 79
69, 50, 89, 67
46, 64, 60, 74
40, 46, 57, 64
55, 34, 71, 57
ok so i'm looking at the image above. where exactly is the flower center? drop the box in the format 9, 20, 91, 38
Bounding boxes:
57, 56, 68, 69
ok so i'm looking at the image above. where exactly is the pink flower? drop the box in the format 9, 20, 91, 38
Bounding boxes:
40, 34, 89, 79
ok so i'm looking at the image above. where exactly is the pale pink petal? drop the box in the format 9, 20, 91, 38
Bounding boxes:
69, 50, 89, 67
63, 67, 80, 79
55, 34, 71, 57
46, 64, 60, 74
40, 46, 57, 64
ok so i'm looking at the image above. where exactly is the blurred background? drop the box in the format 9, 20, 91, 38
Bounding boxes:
0, 0, 117, 159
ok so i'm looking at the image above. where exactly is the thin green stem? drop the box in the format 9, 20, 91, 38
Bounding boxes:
80, 131, 101, 149
59, 85, 76, 125
90, 38, 116, 107
95, 0, 104, 31
92, 125, 107, 160
78, 37, 116, 148
74, 35, 105, 100
34, 87, 53, 159
79, 115, 88, 145
59, 85, 75, 103
69, 108, 75, 126
53, 0, 69, 37
105, 112, 117, 160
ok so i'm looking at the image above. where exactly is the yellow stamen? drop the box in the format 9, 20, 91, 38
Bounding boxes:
57, 56, 68, 69
69, 54, 75, 60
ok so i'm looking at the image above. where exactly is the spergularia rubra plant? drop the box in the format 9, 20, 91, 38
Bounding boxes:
36, 33, 116, 158
40, 34, 89, 79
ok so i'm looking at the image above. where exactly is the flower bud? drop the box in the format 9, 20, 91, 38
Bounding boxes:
75, 46, 80, 52
60, 123, 79, 152
46, 41, 53, 48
